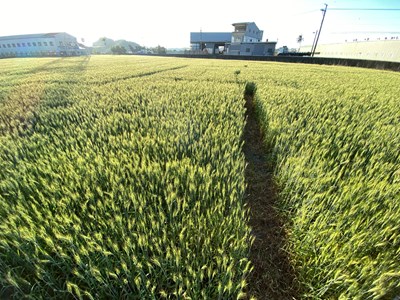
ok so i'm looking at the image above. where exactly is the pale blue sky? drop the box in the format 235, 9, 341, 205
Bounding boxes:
0, 0, 399, 48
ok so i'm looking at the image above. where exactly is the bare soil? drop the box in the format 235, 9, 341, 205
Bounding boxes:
243, 94, 299, 300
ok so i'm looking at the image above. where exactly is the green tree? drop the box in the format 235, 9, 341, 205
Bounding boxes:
110, 45, 127, 55
297, 34, 304, 52
156, 45, 166, 54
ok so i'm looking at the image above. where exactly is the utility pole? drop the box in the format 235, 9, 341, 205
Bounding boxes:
312, 3, 328, 57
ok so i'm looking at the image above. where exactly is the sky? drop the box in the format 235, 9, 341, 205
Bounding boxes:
1, 0, 399, 49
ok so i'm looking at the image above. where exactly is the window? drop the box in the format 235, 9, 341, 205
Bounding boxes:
12, 43, 16, 47
27, 42, 31, 46
38, 42, 42, 46
7, 44, 11, 48
1, 44, 5, 48
22, 43, 26, 47
49, 41, 54, 46
59, 41, 63, 46
17, 43, 21, 47
43, 42, 48, 46
32, 42, 36, 46
246, 48, 251, 52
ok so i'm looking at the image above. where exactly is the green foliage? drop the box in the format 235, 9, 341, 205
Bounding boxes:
1, 56, 399, 300
0, 56, 251, 299
152, 45, 167, 55
244, 82, 257, 97
248, 63, 400, 299
110, 45, 127, 55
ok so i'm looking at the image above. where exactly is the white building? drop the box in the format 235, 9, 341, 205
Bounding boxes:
231, 22, 263, 43
227, 22, 276, 56
0, 32, 83, 58
190, 22, 276, 56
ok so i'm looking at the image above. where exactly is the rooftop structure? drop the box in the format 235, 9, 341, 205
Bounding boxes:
231, 22, 263, 43
190, 32, 232, 44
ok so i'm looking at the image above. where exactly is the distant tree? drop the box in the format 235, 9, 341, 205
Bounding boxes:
128, 45, 136, 53
101, 37, 107, 47
297, 34, 304, 51
111, 45, 127, 55
155, 45, 166, 54
147, 45, 166, 54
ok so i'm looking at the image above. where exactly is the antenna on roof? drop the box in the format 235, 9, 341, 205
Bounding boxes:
200, 28, 203, 51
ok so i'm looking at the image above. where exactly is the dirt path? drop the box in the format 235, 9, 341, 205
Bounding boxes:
243, 94, 299, 300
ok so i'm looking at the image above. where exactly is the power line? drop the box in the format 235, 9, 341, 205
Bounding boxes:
330, 31, 400, 34
329, 8, 400, 11
291, 9, 319, 16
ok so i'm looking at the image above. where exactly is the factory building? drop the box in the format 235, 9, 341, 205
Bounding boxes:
0, 32, 83, 58
190, 22, 276, 56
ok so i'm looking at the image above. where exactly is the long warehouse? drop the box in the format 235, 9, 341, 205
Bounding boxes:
0, 32, 83, 58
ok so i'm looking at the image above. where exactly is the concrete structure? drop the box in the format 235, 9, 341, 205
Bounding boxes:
300, 40, 400, 62
0, 32, 83, 58
226, 22, 275, 56
227, 42, 276, 56
231, 22, 263, 43
190, 22, 276, 56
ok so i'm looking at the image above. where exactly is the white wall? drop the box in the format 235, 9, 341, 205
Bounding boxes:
0, 33, 81, 57
301, 40, 400, 62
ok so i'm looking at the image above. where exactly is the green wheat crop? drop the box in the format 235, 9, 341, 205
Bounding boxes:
0, 56, 252, 299
248, 63, 400, 299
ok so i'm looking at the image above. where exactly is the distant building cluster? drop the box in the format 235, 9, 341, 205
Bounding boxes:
0, 32, 85, 58
190, 22, 276, 56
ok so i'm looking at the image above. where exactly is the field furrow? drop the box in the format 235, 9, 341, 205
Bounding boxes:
0, 56, 399, 299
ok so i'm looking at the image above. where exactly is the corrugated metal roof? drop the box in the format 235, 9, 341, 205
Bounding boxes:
232, 22, 252, 25
0, 32, 63, 41
190, 32, 232, 43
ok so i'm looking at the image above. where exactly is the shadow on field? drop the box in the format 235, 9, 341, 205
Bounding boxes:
243, 85, 300, 300
29, 55, 91, 74
0, 56, 91, 137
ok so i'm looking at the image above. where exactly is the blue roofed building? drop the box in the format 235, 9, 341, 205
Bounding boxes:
190, 32, 232, 54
